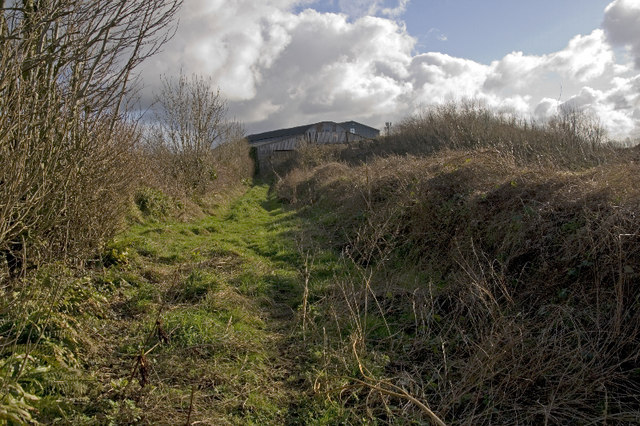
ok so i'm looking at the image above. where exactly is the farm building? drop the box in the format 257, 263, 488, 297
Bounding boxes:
247, 120, 379, 169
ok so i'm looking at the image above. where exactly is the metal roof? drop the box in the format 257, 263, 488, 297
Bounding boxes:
246, 123, 316, 144
247, 120, 379, 144
338, 121, 378, 132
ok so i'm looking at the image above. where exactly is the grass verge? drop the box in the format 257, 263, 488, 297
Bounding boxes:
1, 184, 354, 424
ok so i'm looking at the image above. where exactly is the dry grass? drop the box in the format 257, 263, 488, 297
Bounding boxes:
354, 102, 615, 170
276, 107, 640, 423
137, 137, 254, 211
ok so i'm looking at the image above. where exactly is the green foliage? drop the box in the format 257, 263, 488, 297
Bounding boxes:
179, 270, 220, 302
134, 187, 173, 218
0, 359, 40, 425
105, 399, 142, 425
163, 307, 224, 349
102, 240, 131, 267
0, 268, 110, 424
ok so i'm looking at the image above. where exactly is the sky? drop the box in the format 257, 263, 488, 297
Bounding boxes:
138, 0, 640, 140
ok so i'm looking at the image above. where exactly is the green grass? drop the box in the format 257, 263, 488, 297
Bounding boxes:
1, 183, 371, 424
6, 183, 355, 424
101, 184, 311, 423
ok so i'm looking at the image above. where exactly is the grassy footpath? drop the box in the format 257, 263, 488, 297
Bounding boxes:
66, 184, 346, 424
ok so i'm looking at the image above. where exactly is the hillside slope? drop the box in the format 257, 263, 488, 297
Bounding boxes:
275, 141, 640, 423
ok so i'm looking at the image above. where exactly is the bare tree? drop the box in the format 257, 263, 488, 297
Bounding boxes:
149, 73, 244, 194
0, 0, 182, 277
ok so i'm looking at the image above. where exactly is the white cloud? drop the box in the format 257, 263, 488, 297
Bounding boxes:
409, 52, 490, 102
426, 28, 448, 43
139, 0, 640, 140
483, 29, 615, 97
603, 0, 640, 68
379, 0, 410, 18
534, 98, 561, 120
231, 10, 416, 127
337, 0, 410, 19
484, 52, 544, 93
548, 30, 615, 82
138, 0, 301, 103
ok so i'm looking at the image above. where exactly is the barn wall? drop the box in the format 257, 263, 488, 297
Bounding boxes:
255, 136, 301, 163
250, 121, 379, 172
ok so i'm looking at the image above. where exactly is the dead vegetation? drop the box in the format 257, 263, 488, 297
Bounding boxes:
0, 0, 182, 273
142, 73, 252, 200
0, 2, 256, 423
337, 101, 616, 169
276, 105, 640, 424
2, 6, 638, 420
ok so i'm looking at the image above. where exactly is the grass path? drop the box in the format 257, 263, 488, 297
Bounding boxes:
89, 184, 341, 424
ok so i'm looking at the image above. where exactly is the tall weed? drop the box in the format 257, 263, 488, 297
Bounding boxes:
278, 125, 640, 423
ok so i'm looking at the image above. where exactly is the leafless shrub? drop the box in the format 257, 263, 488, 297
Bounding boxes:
143, 73, 252, 198
327, 101, 616, 170
0, 0, 182, 277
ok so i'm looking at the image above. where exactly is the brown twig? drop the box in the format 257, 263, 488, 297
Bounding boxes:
349, 337, 447, 426
185, 384, 196, 426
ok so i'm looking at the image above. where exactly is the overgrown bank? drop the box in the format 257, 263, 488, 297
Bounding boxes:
275, 106, 640, 423
1, 4, 262, 421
